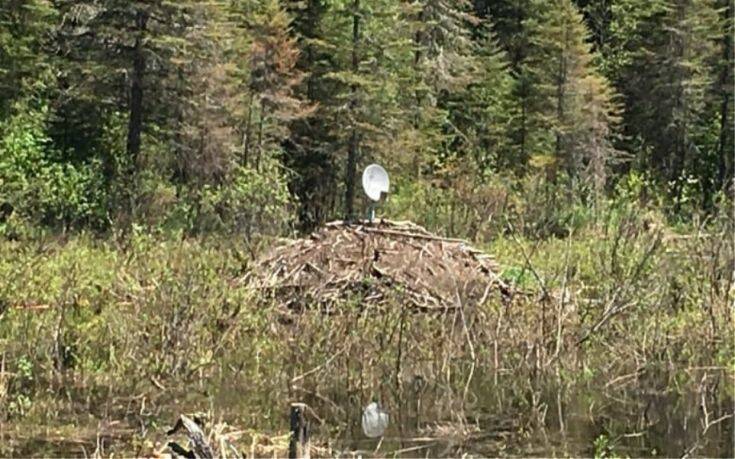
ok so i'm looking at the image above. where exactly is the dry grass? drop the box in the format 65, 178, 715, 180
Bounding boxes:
0, 207, 732, 456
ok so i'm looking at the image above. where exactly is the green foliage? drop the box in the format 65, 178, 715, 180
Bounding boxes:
521, 0, 620, 191
0, 1, 733, 455
0, 0, 58, 116
593, 433, 611, 458
0, 100, 105, 234
197, 158, 295, 236
602, 0, 726, 205
1, 0, 731, 233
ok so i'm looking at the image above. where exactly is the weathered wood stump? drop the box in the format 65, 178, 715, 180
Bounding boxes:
167, 415, 215, 459
289, 402, 310, 459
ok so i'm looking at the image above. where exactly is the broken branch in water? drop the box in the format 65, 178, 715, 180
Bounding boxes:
167, 415, 215, 459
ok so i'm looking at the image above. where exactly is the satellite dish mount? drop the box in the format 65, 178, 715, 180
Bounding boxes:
361, 164, 389, 223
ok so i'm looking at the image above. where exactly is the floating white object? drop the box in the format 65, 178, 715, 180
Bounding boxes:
362, 164, 390, 202
362, 402, 389, 438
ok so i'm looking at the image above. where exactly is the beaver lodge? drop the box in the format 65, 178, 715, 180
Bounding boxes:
250, 219, 511, 311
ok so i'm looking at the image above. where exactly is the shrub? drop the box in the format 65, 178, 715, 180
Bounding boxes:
0, 99, 105, 234
196, 156, 295, 237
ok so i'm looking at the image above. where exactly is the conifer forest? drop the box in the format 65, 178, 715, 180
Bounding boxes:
0, 0, 733, 457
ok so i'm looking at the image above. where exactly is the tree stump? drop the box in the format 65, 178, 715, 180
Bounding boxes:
289, 402, 310, 459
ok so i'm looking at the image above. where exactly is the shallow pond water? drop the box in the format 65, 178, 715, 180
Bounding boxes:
335, 380, 733, 457
2, 370, 732, 457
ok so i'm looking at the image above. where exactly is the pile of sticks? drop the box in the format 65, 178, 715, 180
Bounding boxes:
250, 219, 510, 312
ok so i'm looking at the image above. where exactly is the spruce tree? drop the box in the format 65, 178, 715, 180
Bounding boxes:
473, 0, 531, 70
54, 1, 192, 176
285, 0, 340, 228
298, 0, 407, 220
168, 0, 239, 186
605, 0, 722, 206
521, 0, 620, 193
0, 0, 57, 118
444, 31, 517, 173
242, 0, 310, 171
404, 0, 481, 171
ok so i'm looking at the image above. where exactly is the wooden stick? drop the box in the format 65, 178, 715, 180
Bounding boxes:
360, 227, 468, 244
167, 415, 214, 459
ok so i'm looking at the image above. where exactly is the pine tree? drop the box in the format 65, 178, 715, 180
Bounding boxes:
55, 1, 192, 177
285, 0, 340, 228
0, 0, 57, 118
605, 0, 722, 206
521, 0, 620, 193
292, 0, 407, 221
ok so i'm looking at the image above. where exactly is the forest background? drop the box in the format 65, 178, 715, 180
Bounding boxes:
0, 0, 732, 234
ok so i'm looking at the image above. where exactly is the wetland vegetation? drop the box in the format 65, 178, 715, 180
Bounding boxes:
1, 0, 733, 456
1, 195, 732, 456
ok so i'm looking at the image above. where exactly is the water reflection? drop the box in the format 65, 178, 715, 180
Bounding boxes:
337, 374, 733, 457
3, 370, 732, 457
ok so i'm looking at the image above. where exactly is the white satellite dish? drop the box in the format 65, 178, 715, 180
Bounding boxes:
362, 164, 389, 202
362, 402, 389, 438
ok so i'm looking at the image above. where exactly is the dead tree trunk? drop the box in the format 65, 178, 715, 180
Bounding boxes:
289, 403, 310, 459
126, 9, 147, 173
716, 0, 734, 193
344, 0, 360, 221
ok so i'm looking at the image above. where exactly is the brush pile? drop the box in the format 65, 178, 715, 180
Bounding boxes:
250, 219, 510, 311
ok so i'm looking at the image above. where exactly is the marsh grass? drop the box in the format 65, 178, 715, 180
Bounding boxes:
0, 206, 732, 457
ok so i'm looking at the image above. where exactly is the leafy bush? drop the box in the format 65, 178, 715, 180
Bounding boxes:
197, 157, 295, 237
0, 100, 105, 234
386, 166, 600, 241
385, 157, 515, 241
